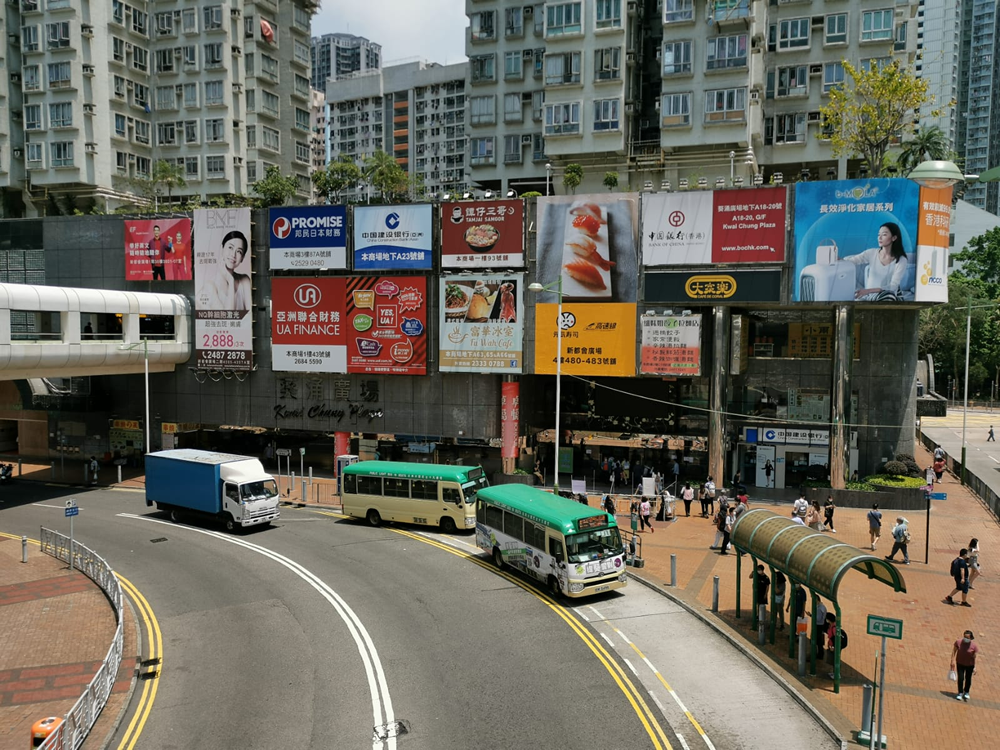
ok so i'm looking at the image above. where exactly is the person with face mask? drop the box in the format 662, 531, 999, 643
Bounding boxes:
950, 630, 979, 701
198, 230, 251, 311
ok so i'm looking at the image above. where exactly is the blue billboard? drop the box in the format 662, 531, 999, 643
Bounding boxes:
353, 205, 433, 271
269, 206, 347, 270
792, 179, 920, 302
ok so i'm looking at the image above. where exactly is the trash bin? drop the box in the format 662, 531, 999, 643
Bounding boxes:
630, 512, 639, 532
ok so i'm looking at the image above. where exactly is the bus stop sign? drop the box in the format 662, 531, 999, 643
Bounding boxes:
866, 614, 903, 640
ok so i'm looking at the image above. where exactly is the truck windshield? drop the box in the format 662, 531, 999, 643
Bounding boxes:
565, 528, 623, 564
241, 479, 278, 501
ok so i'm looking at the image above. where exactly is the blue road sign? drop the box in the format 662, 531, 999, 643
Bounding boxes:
65, 506, 79, 517
929, 492, 947, 500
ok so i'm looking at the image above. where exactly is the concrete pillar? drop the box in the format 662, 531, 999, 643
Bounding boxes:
709, 306, 731, 485
831, 304, 853, 489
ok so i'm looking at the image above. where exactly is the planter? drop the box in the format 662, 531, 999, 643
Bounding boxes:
491, 472, 535, 486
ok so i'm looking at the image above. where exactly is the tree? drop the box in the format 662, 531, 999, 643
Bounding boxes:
363, 150, 408, 202
951, 227, 1000, 300
897, 125, 952, 174
313, 156, 362, 203
151, 159, 186, 204
252, 165, 298, 207
819, 58, 933, 177
563, 163, 583, 194
603, 171, 619, 192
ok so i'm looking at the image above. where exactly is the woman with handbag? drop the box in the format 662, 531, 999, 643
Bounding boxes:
950, 630, 979, 701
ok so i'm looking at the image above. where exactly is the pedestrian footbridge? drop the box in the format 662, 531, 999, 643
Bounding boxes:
0, 283, 191, 380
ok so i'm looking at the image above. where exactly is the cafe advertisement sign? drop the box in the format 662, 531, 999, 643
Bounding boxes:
440, 274, 523, 372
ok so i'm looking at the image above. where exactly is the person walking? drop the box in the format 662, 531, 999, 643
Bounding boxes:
968, 538, 981, 588
704, 477, 717, 518
933, 455, 946, 483
720, 506, 735, 555
681, 482, 694, 517
884, 516, 911, 564
806, 500, 825, 531
823, 495, 836, 533
88, 455, 99, 486
867, 503, 883, 551
934, 445, 945, 461
989, 426, 996, 442
603, 493, 616, 517
793, 492, 809, 521
750, 564, 771, 613
710, 505, 727, 550
950, 630, 979, 701
946, 549, 972, 607
774, 571, 787, 631
639, 497, 654, 533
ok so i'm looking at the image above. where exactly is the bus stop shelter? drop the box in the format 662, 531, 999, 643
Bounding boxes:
731, 509, 907, 693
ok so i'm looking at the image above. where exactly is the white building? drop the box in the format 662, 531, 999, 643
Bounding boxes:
310, 86, 326, 202
311, 32, 381, 89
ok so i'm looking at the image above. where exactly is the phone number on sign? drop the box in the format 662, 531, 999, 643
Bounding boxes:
199, 350, 248, 361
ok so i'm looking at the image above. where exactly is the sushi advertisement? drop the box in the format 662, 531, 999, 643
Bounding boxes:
439, 274, 523, 373
441, 200, 524, 268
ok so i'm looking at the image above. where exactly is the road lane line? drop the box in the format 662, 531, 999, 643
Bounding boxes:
116, 575, 162, 750
600, 632, 615, 648
573, 607, 590, 621
624, 658, 638, 676
588, 605, 605, 620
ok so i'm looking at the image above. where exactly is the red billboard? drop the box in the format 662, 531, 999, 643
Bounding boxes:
125, 218, 192, 281
271, 278, 347, 373
441, 200, 524, 268
345, 276, 427, 375
501, 381, 520, 459
710, 187, 786, 263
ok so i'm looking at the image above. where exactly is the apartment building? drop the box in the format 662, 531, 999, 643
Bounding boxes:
310, 86, 326, 201
311, 32, 381, 89
915, 0, 962, 152
325, 60, 468, 200
0, 0, 317, 217
957, 0, 999, 213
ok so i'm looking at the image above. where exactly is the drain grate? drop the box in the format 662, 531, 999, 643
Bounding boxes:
373, 720, 410, 742
150, 537, 168, 543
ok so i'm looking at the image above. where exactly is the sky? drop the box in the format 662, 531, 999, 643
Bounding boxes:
313, 1, 468, 66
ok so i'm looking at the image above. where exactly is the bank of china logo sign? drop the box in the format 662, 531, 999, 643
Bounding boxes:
293, 283, 322, 308
272, 216, 292, 239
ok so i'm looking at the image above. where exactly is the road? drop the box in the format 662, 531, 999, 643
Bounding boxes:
0, 482, 837, 749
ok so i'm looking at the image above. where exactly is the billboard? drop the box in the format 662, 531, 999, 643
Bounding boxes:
268, 206, 347, 270
125, 218, 191, 281
640, 314, 702, 376
353, 205, 433, 270
644, 270, 782, 303
534, 303, 636, 377
271, 278, 347, 373
440, 274, 523, 372
642, 191, 713, 266
501, 381, 520, 459
193, 208, 253, 371
537, 194, 639, 302
441, 200, 524, 268
345, 276, 427, 374
792, 179, 920, 302
914, 186, 952, 303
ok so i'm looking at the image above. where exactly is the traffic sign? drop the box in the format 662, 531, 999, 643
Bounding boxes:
929, 492, 947, 500
866, 614, 903, 640
65, 506, 79, 517
275, 448, 291, 457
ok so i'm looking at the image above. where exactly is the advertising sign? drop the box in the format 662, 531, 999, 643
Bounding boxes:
125, 218, 191, 281
534, 303, 636, 377
640, 314, 702, 376
268, 206, 347, 270
792, 179, 920, 302
641, 191, 713, 265
345, 276, 427, 374
914, 186, 952, 303
441, 200, 524, 268
193, 208, 253, 371
353, 205, 433, 270
711, 186, 787, 263
644, 270, 782, 303
271, 278, 347, 373
440, 274, 523, 372
537, 194, 639, 303
501, 381, 520, 459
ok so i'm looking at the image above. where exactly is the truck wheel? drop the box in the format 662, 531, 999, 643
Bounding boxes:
548, 576, 563, 600
440, 517, 457, 534
366, 509, 382, 527
169, 509, 181, 523
493, 547, 504, 570
224, 515, 236, 532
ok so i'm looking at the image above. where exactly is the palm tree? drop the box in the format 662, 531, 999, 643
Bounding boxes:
363, 150, 405, 202
897, 126, 951, 174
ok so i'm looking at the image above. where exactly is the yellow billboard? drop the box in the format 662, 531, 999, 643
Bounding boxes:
534, 303, 636, 376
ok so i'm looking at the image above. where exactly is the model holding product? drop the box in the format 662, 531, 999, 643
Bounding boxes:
845, 222, 909, 301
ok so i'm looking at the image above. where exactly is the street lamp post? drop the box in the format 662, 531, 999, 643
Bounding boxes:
546, 163, 552, 196
121, 339, 151, 454
529, 276, 564, 490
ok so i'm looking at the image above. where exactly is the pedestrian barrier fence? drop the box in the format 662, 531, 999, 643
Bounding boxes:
37, 527, 124, 750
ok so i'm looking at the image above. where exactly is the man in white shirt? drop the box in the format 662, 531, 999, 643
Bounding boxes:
793, 493, 809, 519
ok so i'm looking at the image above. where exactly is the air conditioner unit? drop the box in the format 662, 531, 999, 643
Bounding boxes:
230, 7, 241, 16
810, 64, 822, 76
798, 257, 855, 302
811, 16, 824, 28
128, 153, 136, 162
174, 47, 183, 57
126, 80, 134, 88
627, 0, 638, 16
626, 52, 636, 64
625, 102, 635, 114
84, 103, 96, 114
521, 91, 533, 103
654, 100, 660, 112
125, 42, 133, 51
522, 49, 533, 59
234, 156, 244, 164
231, 45, 242, 56
232, 82, 243, 91
9, 72, 20, 83
521, 134, 532, 144
750, 90, 760, 101
81, 24, 94, 37
807, 111, 821, 123
85, 143, 98, 153
83, 64, 95, 76
524, 6, 533, 16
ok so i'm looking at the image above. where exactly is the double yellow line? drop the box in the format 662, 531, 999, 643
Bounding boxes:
115, 574, 162, 750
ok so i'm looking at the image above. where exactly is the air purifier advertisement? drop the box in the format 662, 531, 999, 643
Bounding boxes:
914, 186, 952, 303
792, 179, 920, 303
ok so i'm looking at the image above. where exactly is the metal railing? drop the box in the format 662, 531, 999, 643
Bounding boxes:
38, 527, 124, 750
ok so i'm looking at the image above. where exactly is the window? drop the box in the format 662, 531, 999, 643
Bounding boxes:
244, 16, 257, 40
47, 62, 71, 88
205, 80, 224, 105
133, 47, 149, 73
204, 43, 223, 69
862, 9, 893, 42
184, 120, 198, 144
504, 93, 523, 123
23, 66, 40, 91
246, 89, 256, 112
861, 57, 892, 73
825, 14, 847, 45
470, 95, 496, 125
532, 90, 545, 121
471, 54, 495, 83
157, 122, 176, 145
776, 65, 807, 97
470, 136, 495, 165
22, 26, 40, 52
504, 51, 523, 80
262, 126, 280, 152
295, 108, 310, 131
294, 74, 310, 98
113, 75, 126, 99
664, 0, 694, 23
183, 45, 197, 68
156, 49, 174, 74
262, 90, 280, 117
246, 125, 256, 148
774, 113, 806, 144
411, 480, 438, 501
156, 86, 176, 110
707, 34, 747, 69
135, 120, 150, 144
705, 87, 746, 122
155, 12, 175, 37
505, 7, 524, 37
293, 6, 311, 31
778, 18, 810, 50
112, 1, 124, 26
204, 6, 223, 31
546, 2, 583, 37
206, 155, 225, 178
132, 8, 148, 36
115, 151, 128, 173
471, 11, 495, 41
823, 62, 844, 93
544, 102, 581, 135
49, 102, 72, 128
51, 141, 73, 167
593, 98, 620, 131
183, 83, 198, 108
661, 92, 691, 126
262, 54, 279, 82
184, 156, 199, 179
27, 143, 43, 164
46, 21, 70, 50
504, 134, 522, 163
595, 47, 621, 81
504, 512, 524, 541
295, 141, 310, 164
133, 83, 149, 109
112, 37, 126, 63
24, 105, 42, 131
182, 8, 197, 34
205, 118, 225, 143
294, 41, 311, 66
596, 0, 622, 30
663, 41, 691, 75
545, 52, 581, 85
135, 155, 150, 177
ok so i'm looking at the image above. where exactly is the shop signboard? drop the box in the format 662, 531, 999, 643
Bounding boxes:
644, 270, 782, 303
353, 205, 433, 270
345, 276, 427, 375
440, 274, 523, 372
125, 218, 192, 281
641, 191, 714, 266
914, 186, 952, 303
640, 313, 702, 376
271, 278, 347, 373
533, 303, 637, 377
268, 206, 347, 270
193, 208, 253, 371
792, 179, 920, 302
441, 200, 524, 268
501, 381, 520, 459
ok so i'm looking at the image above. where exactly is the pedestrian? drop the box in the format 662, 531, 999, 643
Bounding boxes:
806, 500, 825, 531
88, 455, 99, 485
774, 571, 787, 631
968, 538, 981, 588
533, 459, 544, 486
815, 597, 829, 663
787, 582, 806, 626
850, 469, 859, 482
764, 459, 773, 487
950, 630, 979, 701
603, 493, 616, 516
750, 564, 771, 610
823, 495, 836, 533
989, 425, 995, 442
681, 482, 694, 517
732, 470, 742, 491
622, 458, 631, 486
934, 446, 945, 461
946, 549, 972, 607
671, 458, 681, 491
933, 456, 946, 482
710, 505, 727, 550
884, 516, 911, 564
793, 492, 808, 520
867, 503, 883, 550
737, 488, 749, 507
720, 506, 735, 555
824, 612, 841, 677
639, 497, 654, 533
704, 476, 716, 517
791, 509, 806, 526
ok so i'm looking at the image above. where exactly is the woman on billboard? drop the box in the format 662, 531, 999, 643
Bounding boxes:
845, 222, 910, 301
197, 230, 252, 311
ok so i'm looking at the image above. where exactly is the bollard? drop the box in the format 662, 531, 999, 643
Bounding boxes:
758, 604, 767, 645
17, 458, 22, 476
291, 471, 296, 496
861, 684, 873, 737
83, 464, 88, 484
117, 465, 122, 484
309, 467, 313, 486
22, 536, 28, 563
797, 633, 808, 676
670, 554, 677, 587
51, 461, 56, 479
712, 576, 720, 612
301, 479, 307, 505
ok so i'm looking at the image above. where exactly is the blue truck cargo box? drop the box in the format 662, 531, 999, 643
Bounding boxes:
146, 449, 251, 515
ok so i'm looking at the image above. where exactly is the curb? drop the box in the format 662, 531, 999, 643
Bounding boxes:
96, 595, 143, 750
627, 570, 850, 750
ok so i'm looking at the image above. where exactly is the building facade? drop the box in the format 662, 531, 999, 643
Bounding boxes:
310, 86, 326, 201
310, 32, 381, 89
916, 0, 962, 151
957, 0, 999, 213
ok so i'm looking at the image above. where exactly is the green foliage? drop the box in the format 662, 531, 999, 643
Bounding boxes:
363, 150, 409, 202
603, 171, 619, 192
252, 165, 299, 207
520, 191, 542, 198
882, 460, 908, 476
867, 474, 928, 489
563, 163, 583, 194
313, 156, 363, 204
897, 126, 953, 174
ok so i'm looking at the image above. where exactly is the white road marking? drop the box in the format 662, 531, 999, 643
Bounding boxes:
587, 605, 604, 620
118, 514, 396, 750
677, 734, 691, 750
623, 657, 638, 676
573, 607, 590, 621
615, 628, 633, 645
600, 632, 615, 648
33, 503, 72, 509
